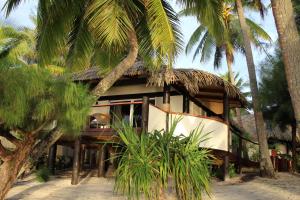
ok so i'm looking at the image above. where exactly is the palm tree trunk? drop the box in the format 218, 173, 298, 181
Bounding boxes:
92, 30, 139, 96
236, 0, 275, 177
291, 121, 297, 172
271, 0, 300, 136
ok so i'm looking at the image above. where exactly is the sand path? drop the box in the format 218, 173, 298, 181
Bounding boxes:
6, 172, 300, 200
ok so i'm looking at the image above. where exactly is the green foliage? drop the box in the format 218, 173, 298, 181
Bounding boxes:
0, 66, 94, 134
35, 166, 51, 182
114, 119, 212, 200
4, 0, 183, 70
183, 1, 271, 70
259, 48, 295, 131
228, 163, 236, 178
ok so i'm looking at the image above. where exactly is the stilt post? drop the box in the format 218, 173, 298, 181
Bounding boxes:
142, 96, 150, 133
183, 94, 190, 113
163, 83, 171, 131
48, 143, 57, 175
223, 92, 230, 181
98, 144, 106, 177
71, 137, 81, 185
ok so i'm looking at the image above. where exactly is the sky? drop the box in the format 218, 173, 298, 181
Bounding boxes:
0, 0, 278, 82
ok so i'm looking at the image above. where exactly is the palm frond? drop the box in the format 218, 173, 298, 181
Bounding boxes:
145, 0, 183, 66
85, 0, 135, 52
185, 25, 206, 54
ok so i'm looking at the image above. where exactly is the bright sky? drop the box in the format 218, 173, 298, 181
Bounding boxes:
0, 0, 278, 82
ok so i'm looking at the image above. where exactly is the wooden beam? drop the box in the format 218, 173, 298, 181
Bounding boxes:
98, 91, 180, 101
71, 137, 81, 185
142, 96, 150, 132
48, 143, 57, 175
163, 83, 171, 111
223, 92, 230, 181
80, 145, 85, 172
97, 144, 106, 177
182, 94, 189, 113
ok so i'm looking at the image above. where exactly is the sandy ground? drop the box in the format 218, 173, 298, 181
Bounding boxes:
6, 172, 300, 200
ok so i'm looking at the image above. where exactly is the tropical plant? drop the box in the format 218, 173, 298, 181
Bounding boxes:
270, 0, 300, 143
4, 0, 184, 97
35, 166, 51, 182
114, 118, 212, 200
0, 66, 94, 199
234, 0, 275, 177
183, 1, 271, 84
0, 25, 36, 66
259, 48, 297, 172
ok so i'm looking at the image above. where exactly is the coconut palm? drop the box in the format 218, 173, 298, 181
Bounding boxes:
234, 0, 275, 177
270, 0, 300, 142
4, 0, 185, 97
183, 2, 271, 84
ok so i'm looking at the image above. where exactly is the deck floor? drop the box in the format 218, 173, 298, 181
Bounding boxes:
6, 171, 300, 200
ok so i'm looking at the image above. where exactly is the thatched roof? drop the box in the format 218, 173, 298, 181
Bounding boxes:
73, 61, 247, 106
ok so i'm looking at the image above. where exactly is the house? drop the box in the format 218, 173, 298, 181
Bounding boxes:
49, 62, 247, 183
238, 113, 300, 171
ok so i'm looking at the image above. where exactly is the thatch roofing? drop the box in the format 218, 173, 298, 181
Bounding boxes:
73, 61, 247, 106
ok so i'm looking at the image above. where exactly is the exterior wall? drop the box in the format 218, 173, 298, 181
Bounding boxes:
102, 84, 162, 96
148, 104, 166, 132
169, 114, 228, 151
155, 95, 183, 112
147, 105, 228, 151
201, 100, 223, 115
189, 101, 205, 116
90, 100, 110, 115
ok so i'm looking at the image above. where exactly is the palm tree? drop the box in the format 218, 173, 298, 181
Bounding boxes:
183, 2, 271, 84
235, 0, 275, 177
270, 0, 300, 140
4, 0, 185, 97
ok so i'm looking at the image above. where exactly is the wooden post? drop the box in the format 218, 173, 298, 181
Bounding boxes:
163, 83, 171, 131
237, 134, 242, 174
182, 95, 190, 113
48, 143, 57, 175
80, 145, 85, 172
71, 137, 81, 185
98, 144, 106, 177
142, 96, 150, 132
163, 84, 171, 112
223, 92, 230, 181
89, 149, 93, 169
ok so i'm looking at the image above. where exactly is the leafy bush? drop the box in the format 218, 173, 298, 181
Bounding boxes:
35, 167, 51, 182
114, 118, 212, 200
229, 163, 236, 178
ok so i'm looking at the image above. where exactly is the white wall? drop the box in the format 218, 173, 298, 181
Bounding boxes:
170, 114, 228, 151
148, 104, 166, 132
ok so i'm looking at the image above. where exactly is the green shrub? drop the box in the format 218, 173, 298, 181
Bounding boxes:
114, 118, 212, 200
229, 163, 236, 178
35, 167, 50, 182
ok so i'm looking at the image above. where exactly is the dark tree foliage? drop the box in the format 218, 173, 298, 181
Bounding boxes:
259, 48, 294, 131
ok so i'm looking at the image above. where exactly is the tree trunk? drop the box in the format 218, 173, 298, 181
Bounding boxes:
271, 0, 300, 137
236, 0, 275, 177
92, 30, 139, 97
20, 128, 63, 177
0, 136, 35, 200
292, 121, 297, 172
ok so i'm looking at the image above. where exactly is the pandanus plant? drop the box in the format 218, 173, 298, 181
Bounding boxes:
114, 118, 212, 200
